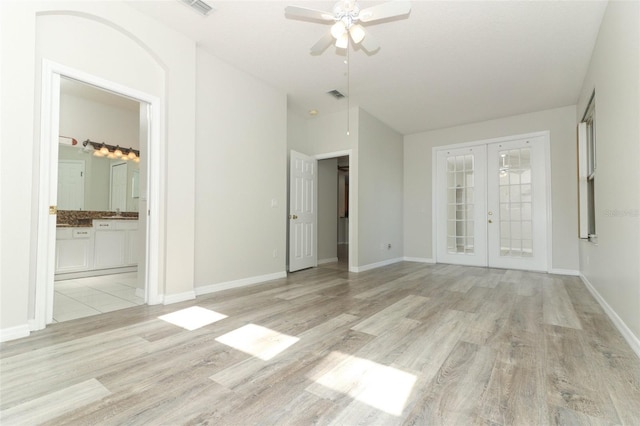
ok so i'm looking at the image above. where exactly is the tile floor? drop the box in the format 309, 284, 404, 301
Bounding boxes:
53, 272, 144, 323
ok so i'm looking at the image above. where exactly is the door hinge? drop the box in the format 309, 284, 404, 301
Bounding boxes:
49, 206, 57, 215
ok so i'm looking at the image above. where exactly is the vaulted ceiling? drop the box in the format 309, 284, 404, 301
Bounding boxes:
127, 1, 607, 135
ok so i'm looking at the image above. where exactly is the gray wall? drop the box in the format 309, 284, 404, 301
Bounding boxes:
576, 1, 640, 346
358, 109, 404, 267
194, 48, 287, 287
403, 105, 579, 272
318, 158, 338, 263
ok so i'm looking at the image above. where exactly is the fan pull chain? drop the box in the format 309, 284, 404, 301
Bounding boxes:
346, 35, 351, 136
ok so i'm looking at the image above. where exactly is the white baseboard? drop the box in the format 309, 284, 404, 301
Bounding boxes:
0, 324, 31, 343
403, 257, 435, 264
318, 257, 339, 265
549, 268, 580, 276
352, 257, 403, 273
580, 273, 640, 358
195, 271, 287, 296
163, 291, 196, 305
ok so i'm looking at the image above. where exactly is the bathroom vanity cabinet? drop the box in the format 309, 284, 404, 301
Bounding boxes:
55, 219, 139, 276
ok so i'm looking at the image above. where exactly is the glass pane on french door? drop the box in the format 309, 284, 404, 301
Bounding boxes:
436, 145, 487, 267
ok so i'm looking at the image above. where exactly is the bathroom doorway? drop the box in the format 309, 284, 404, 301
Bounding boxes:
35, 61, 162, 329
52, 77, 146, 322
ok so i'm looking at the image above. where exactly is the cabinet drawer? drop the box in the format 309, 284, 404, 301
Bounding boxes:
56, 228, 73, 240
93, 220, 114, 229
116, 220, 138, 230
73, 229, 92, 238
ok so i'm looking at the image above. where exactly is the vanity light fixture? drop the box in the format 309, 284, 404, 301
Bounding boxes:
83, 139, 140, 161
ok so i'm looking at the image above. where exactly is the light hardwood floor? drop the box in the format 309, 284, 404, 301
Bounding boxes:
1, 262, 639, 425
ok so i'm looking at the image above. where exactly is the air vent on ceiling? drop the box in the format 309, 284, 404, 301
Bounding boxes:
178, 0, 214, 16
327, 89, 345, 99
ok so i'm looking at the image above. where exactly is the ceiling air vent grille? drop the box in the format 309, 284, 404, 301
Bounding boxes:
327, 89, 345, 99
178, 0, 214, 16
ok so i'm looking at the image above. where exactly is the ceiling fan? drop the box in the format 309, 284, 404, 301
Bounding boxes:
285, 0, 411, 54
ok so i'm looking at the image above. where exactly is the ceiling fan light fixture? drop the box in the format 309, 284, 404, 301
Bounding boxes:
349, 24, 365, 44
330, 21, 346, 39
336, 32, 349, 49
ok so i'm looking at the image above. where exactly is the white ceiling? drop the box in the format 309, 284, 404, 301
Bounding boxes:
126, 0, 607, 135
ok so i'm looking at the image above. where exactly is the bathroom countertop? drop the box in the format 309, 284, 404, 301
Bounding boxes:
57, 210, 139, 227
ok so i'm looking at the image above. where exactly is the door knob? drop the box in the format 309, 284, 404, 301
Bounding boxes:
289, 214, 298, 219
488, 219, 493, 223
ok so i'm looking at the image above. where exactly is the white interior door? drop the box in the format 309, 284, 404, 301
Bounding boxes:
487, 137, 547, 271
57, 160, 85, 210
289, 150, 317, 272
436, 145, 488, 266
436, 135, 548, 272
110, 162, 127, 211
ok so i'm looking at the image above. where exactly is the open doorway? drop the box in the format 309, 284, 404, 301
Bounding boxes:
52, 77, 147, 323
317, 155, 349, 271
34, 60, 162, 330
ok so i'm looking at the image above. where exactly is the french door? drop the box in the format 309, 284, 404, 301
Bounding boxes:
436, 135, 548, 271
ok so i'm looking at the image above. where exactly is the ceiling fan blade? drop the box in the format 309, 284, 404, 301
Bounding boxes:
310, 32, 335, 55
360, 28, 380, 53
358, 1, 411, 23
285, 6, 335, 23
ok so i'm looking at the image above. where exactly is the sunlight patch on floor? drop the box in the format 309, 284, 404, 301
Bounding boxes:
215, 324, 299, 360
308, 351, 416, 416
158, 306, 227, 331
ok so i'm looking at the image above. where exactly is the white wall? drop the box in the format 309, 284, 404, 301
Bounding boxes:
576, 1, 640, 348
358, 109, 404, 267
59, 91, 139, 150
1, 0, 196, 339
318, 158, 338, 263
301, 107, 404, 270
404, 105, 579, 271
58, 90, 140, 212
287, 106, 310, 154
194, 48, 287, 288
307, 107, 360, 267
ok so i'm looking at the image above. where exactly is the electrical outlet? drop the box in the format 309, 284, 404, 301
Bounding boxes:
272, 249, 278, 258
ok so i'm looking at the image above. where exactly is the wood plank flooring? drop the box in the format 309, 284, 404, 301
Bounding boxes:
1, 262, 639, 425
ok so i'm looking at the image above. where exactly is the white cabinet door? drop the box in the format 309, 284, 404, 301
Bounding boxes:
55, 228, 93, 273
127, 229, 139, 265
56, 238, 92, 273
94, 230, 127, 269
